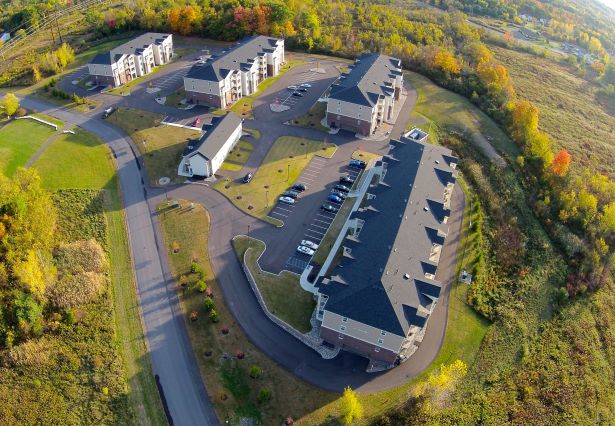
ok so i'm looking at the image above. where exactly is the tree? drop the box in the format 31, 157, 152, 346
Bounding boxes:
415, 359, 468, 412
509, 100, 539, 144
1, 93, 20, 117
168, 5, 200, 36
551, 149, 571, 176
600, 202, 615, 234
432, 48, 461, 74
31, 64, 42, 83
527, 131, 554, 167
589, 36, 603, 55
340, 387, 363, 425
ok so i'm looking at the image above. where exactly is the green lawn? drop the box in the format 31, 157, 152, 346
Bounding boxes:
220, 140, 254, 172
33, 129, 115, 190
233, 237, 316, 333
110, 108, 201, 185
214, 136, 336, 223
164, 87, 186, 107
157, 200, 334, 424
405, 71, 517, 161
290, 101, 329, 132
0, 118, 58, 176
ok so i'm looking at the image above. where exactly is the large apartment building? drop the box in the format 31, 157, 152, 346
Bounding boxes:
315, 129, 458, 368
88, 33, 173, 87
183, 35, 284, 108
326, 53, 403, 136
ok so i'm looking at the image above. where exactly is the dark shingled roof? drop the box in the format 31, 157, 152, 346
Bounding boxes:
182, 113, 242, 160
329, 53, 402, 107
89, 32, 171, 66
186, 35, 281, 82
318, 136, 458, 337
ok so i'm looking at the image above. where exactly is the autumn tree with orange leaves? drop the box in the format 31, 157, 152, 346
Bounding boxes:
551, 149, 571, 176
168, 5, 201, 36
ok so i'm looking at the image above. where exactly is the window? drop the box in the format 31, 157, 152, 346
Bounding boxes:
338, 334, 344, 340
374, 347, 380, 352
340, 325, 346, 331
378, 338, 383, 344
342, 317, 348, 322
380, 330, 387, 336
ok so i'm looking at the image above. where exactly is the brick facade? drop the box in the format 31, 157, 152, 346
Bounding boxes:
326, 112, 372, 136
320, 326, 398, 364
92, 74, 116, 87
185, 91, 223, 108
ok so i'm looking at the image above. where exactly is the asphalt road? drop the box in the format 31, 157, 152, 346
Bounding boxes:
19, 97, 220, 426
16, 54, 466, 421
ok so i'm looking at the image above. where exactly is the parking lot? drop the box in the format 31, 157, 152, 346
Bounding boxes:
262, 157, 363, 274
151, 65, 191, 92
271, 68, 326, 110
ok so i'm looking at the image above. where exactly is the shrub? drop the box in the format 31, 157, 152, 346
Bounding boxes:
209, 309, 219, 323
190, 262, 203, 275
14, 107, 27, 117
196, 279, 207, 293
258, 388, 271, 403
249, 365, 262, 379
204, 297, 215, 311
55, 239, 108, 274
4, 337, 53, 367
46, 271, 106, 308
71, 93, 85, 105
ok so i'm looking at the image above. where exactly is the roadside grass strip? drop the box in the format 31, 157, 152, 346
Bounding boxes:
0, 118, 58, 177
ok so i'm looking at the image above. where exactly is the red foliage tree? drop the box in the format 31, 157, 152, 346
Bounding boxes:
551, 149, 571, 176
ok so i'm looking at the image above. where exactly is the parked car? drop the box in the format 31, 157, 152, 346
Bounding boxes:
291, 183, 306, 192
349, 159, 366, 169
282, 190, 299, 199
339, 176, 354, 185
279, 196, 295, 205
328, 194, 343, 204
287, 85, 298, 90
242, 173, 253, 183
102, 107, 116, 119
301, 240, 319, 250
298, 87, 308, 92
321, 204, 339, 213
300, 83, 312, 88
292, 92, 304, 97
297, 245, 315, 256
334, 184, 351, 193
192, 117, 201, 127
330, 190, 347, 199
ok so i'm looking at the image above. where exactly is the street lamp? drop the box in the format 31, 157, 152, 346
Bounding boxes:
266, 190, 269, 208
287, 163, 290, 182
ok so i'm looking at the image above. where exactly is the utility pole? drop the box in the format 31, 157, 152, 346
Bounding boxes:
55, 12, 63, 44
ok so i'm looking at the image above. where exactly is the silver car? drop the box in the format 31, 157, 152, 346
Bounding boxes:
279, 196, 295, 205
300, 240, 319, 250
297, 245, 315, 256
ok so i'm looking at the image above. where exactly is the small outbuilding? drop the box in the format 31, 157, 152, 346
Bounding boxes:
178, 113, 243, 178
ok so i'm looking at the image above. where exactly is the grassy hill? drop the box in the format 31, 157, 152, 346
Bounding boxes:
490, 44, 615, 176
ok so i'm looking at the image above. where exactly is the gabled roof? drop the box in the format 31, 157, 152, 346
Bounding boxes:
185, 35, 283, 82
89, 32, 171, 66
182, 113, 242, 160
328, 53, 402, 107
318, 135, 458, 337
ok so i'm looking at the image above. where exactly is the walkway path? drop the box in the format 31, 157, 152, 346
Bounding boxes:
24, 126, 71, 168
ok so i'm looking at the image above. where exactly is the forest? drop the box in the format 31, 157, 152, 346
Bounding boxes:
0, 0, 613, 423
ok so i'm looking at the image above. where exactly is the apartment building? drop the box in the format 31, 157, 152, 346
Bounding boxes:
315, 129, 458, 368
88, 33, 173, 87
326, 53, 403, 136
177, 113, 243, 178
183, 35, 284, 108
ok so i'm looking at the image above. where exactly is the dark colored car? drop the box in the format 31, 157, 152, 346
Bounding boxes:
291, 183, 306, 192
298, 87, 308, 92
282, 190, 299, 199
328, 194, 343, 204
330, 190, 347, 199
349, 159, 366, 169
321, 204, 339, 213
292, 92, 304, 97
334, 184, 351, 193
242, 173, 253, 183
339, 176, 354, 185
102, 107, 116, 119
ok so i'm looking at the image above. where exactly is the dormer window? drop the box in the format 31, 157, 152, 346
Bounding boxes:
342, 317, 348, 322
380, 330, 386, 336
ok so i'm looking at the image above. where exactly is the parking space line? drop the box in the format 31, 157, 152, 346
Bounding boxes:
317, 213, 334, 219
304, 236, 322, 243
307, 227, 326, 234
310, 223, 329, 230
305, 231, 325, 239
270, 211, 288, 217
313, 218, 331, 225
275, 206, 293, 213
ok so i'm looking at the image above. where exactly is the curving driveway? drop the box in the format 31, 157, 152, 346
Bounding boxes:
17, 56, 465, 422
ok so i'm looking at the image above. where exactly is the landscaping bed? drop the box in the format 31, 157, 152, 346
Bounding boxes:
290, 101, 329, 132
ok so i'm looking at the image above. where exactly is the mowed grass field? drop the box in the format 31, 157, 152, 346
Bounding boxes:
157, 200, 334, 424
33, 128, 115, 189
490, 44, 615, 176
111, 107, 201, 185
0, 118, 58, 176
405, 71, 516, 164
